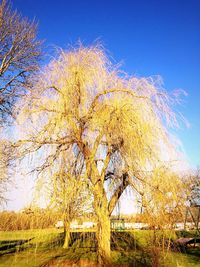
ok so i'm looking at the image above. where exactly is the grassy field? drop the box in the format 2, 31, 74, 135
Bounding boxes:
0, 228, 199, 266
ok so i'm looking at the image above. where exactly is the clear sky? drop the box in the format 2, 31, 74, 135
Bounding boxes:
12, 0, 200, 168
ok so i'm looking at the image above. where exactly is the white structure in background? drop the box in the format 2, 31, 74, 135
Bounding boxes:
174, 222, 195, 230
55, 220, 64, 228
55, 220, 150, 230
55, 220, 96, 229
124, 222, 148, 229
82, 221, 96, 228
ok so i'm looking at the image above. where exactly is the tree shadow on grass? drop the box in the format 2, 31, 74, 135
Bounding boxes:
111, 231, 141, 251
0, 238, 34, 255
46, 231, 151, 267
111, 232, 151, 267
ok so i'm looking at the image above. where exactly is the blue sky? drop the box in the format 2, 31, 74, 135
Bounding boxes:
13, 0, 200, 168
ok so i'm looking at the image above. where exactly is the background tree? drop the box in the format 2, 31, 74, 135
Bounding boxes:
0, 0, 42, 203
138, 166, 188, 229
182, 170, 200, 232
16, 45, 182, 265
0, 0, 42, 123
188, 169, 200, 207
136, 166, 189, 266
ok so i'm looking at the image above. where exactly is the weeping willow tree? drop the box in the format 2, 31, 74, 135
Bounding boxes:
15, 45, 182, 265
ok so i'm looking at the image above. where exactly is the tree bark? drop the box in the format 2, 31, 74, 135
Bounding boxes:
93, 186, 111, 266
96, 210, 111, 266
63, 220, 71, 248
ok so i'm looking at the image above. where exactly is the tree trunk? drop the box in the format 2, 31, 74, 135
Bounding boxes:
63, 220, 71, 248
94, 190, 111, 266
96, 211, 111, 266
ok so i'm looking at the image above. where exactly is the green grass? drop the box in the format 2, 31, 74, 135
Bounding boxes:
0, 228, 62, 241
0, 229, 199, 267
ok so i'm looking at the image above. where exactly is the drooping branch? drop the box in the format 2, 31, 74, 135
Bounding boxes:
86, 88, 149, 120
108, 172, 129, 216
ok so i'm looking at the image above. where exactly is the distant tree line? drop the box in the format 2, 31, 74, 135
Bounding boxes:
0, 209, 60, 231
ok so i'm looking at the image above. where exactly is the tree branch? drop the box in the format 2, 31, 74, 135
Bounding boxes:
108, 172, 129, 216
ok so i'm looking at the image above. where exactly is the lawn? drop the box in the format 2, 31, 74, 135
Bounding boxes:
0, 229, 199, 266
